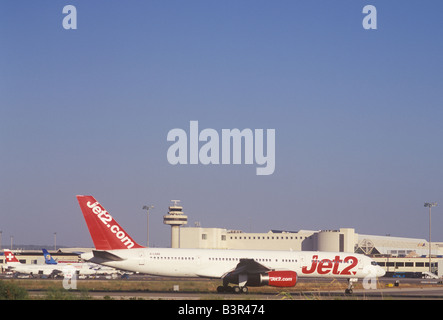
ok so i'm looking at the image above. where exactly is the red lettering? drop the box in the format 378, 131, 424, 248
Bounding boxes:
302, 255, 360, 276
341, 256, 358, 275
301, 255, 318, 274
332, 256, 340, 274
317, 259, 332, 274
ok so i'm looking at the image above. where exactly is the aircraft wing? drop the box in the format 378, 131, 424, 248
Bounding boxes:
227, 258, 271, 276
220, 259, 273, 287
195, 258, 271, 279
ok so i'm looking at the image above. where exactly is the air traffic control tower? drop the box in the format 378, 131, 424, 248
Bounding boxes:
163, 200, 188, 248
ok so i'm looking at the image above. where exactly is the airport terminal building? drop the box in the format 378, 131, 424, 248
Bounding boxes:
179, 227, 443, 276
158, 201, 443, 276
179, 227, 442, 256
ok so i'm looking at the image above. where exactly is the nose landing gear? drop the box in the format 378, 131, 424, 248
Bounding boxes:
345, 278, 358, 294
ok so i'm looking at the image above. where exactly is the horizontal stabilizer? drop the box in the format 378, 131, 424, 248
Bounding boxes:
92, 250, 125, 262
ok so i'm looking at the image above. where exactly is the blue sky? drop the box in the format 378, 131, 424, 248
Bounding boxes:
1, 1, 443, 248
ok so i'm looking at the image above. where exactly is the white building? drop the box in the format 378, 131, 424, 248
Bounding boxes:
179, 226, 443, 257
179, 227, 443, 275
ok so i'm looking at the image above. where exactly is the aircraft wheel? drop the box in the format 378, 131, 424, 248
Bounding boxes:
233, 286, 248, 294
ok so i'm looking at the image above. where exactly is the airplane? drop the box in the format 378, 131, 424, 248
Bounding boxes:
3, 249, 63, 278
77, 195, 386, 294
42, 249, 57, 265
41, 248, 123, 278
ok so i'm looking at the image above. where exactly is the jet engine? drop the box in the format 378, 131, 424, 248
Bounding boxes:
227, 270, 297, 287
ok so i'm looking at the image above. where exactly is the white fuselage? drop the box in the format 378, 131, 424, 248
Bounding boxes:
82, 248, 385, 279
6, 263, 62, 276
52, 262, 120, 276
6, 261, 119, 277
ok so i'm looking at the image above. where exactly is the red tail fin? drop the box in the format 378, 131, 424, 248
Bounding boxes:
76, 195, 144, 250
4, 249, 20, 264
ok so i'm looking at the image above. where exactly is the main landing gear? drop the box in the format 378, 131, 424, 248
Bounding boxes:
217, 285, 249, 294
345, 278, 358, 294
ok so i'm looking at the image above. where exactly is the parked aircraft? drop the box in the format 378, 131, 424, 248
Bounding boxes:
3, 249, 63, 278
77, 195, 385, 293
41, 248, 122, 278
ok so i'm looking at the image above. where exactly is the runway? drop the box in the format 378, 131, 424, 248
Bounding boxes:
23, 282, 443, 320
6, 274, 443, 300
26, 280, 443, 300
80, 286, 443, 300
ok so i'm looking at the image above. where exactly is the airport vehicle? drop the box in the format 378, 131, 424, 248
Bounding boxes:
77, 195, 385, 293
3, 249, 64, 278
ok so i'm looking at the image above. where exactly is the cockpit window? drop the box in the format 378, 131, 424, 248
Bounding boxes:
371, 261, 378, 266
